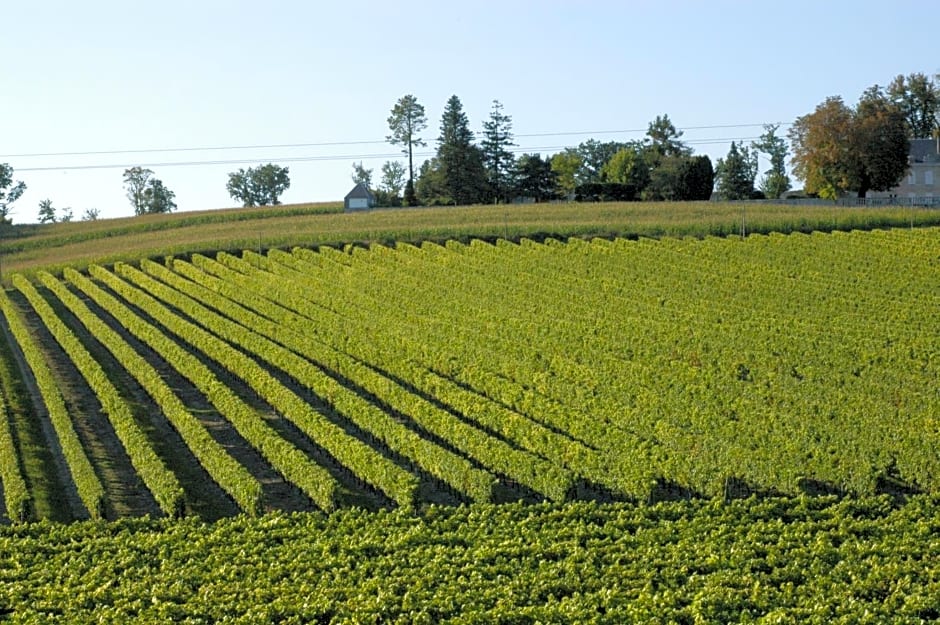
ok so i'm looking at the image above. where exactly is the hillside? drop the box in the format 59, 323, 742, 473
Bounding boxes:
1, 220, 938, 522
2, 200, 939, 277
0, 202, 939, 621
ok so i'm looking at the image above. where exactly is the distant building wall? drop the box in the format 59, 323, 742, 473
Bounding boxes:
868, 138, 940, 204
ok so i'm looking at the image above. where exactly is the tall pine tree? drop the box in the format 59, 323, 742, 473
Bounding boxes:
386, 95, 427, 206
481, 100, 515, 203
436, 95, 486, 205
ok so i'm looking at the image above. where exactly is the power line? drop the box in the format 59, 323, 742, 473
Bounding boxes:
2, 122, 788, 160
14, 136, 766, 173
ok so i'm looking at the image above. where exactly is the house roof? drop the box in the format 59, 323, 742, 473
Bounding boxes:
345, 182, 374, 200
910, 138, 940, 163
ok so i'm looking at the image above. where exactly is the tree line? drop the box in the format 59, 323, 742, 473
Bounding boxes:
0, 71, 936, 223
373, 95, 726, 207
10, 162, 294, 225
373, 71, 938, 206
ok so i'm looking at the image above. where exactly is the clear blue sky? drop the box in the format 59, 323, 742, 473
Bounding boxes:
3, 0, 938, 222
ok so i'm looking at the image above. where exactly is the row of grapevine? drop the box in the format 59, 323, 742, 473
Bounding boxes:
275, 246, 635, 491
240, 248, 594, 496
92, 263, 421, 509
188, 252, 577, 501
135, 258, 498, 503
1, 228, 937, 517
0, 289, 106, 519
251, 245, 658, 495
11, 275, 185, 517
0, 387, 30, 522
40, 270, 264, 515
4, 496, 940, 622
67, 266, 341, 512
214, 229, 937, 499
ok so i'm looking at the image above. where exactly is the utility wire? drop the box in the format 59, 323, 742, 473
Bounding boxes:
2, 122, 788, 160
15, 136, 765, 173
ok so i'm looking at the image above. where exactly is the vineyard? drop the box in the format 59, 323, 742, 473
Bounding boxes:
0, 223, 939, 620
2, 496, 939, 622
0, 227, 937, 523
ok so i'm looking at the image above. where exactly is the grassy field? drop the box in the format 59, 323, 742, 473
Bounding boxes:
2, 200, 938, 278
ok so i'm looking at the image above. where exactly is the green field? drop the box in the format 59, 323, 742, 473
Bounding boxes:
0, 202, 938, 621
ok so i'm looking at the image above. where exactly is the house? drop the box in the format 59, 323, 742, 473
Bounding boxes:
869, 138, 940, 205
344, 183, 375, 211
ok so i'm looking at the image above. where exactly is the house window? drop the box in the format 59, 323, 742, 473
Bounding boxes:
909, 171, 916, 185
925, 170, 934, 185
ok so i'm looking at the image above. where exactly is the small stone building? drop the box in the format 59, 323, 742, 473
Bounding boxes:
344, 183, 375, 211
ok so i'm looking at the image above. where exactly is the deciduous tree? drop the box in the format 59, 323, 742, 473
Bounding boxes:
550, 150, 582, 199
374, 160, 406, 207
642, 156, 684, 201
380, 161, 406, 196
0, 164, 25, 223
513, 153, 557, 202
789, 90, 909, 199
887, 72, 940, 138
38, 199, 56, 224
674, 155, 715, 201
575, 139, 629, 184
601, 146, 650, 190
350, 161, 373, 188
123, 167, 153, 215
854, 85, 910, 197
123, 167, 176, 215
387, 94, 427, 206
415, 158, 448, 205
226, 163, 291, 207
640, 115, 693, 200
142, 179, 177, 214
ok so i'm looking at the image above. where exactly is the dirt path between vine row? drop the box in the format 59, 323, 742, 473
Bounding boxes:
0, 476, 8, 523
0, 304, 87, 521
12, 288, 162, 519
46, 283, 237, 520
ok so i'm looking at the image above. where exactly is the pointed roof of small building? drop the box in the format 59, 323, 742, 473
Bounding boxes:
345, 182, 374, 200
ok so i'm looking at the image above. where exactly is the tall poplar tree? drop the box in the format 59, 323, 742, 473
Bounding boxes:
481, 100, 515, 203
